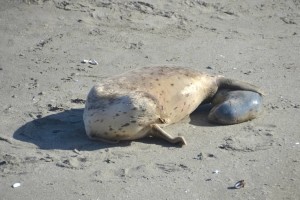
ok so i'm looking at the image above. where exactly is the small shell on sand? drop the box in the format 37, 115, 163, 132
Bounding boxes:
81, 59, 98, 65
81, 59, 89, 63
88, 59, 98, 65
234, 180, 245, 189
12, 183, 21, 188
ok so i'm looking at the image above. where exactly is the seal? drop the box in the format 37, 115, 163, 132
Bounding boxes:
208, 89, 263, 125
83, 66, 263, 146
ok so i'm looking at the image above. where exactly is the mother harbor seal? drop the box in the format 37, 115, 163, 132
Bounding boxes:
83, 66, 263, 146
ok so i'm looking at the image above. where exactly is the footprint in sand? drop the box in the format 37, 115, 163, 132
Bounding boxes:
219, 124, 276, 152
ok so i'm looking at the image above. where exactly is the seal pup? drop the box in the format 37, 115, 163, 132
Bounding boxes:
208, 90, 263, 125
83, 66, 263, 146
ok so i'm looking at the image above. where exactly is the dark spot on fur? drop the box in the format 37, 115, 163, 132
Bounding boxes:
100, 119, 104, 123
171, 83, 174, 86
121, 123, 130, 127
104, 132, 108, 135
115, 113, 120, 117
155, 78, 159, 81
123, 112, 127, 114
109, 126, 114, 131
130, 116, 135, 118
95, 119, 100, 122
122, 130, 126, 133
174, 107, 178, 110
118, 128, 123, 131
131, 107, 137, 110
131, 120, 137, 123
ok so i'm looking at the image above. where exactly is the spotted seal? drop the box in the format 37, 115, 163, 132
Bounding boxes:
83, 66, 263, 146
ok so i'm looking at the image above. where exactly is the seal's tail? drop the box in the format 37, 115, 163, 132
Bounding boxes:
217, 77, 265, 95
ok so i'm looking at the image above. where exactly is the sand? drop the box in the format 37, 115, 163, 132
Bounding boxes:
0, 0, 299, 199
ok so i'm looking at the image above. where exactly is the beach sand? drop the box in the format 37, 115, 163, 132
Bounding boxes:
0, 0, 299, 199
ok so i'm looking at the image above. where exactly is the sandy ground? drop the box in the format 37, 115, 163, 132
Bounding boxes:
0, 0, 299, 199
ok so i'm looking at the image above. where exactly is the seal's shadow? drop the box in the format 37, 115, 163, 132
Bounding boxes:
13, 109, 120, 151
13, 104, 216, 150
189, 103, 216, 127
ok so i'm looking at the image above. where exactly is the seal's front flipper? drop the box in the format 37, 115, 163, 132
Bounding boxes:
208, 90, 263, 125
151, 124, 187, 146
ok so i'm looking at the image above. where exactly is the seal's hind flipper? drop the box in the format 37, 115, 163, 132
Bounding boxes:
217, 77, 265, 95
151, 124, 187, 146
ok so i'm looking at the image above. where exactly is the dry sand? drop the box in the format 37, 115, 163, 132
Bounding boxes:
0, 0, 299, 199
